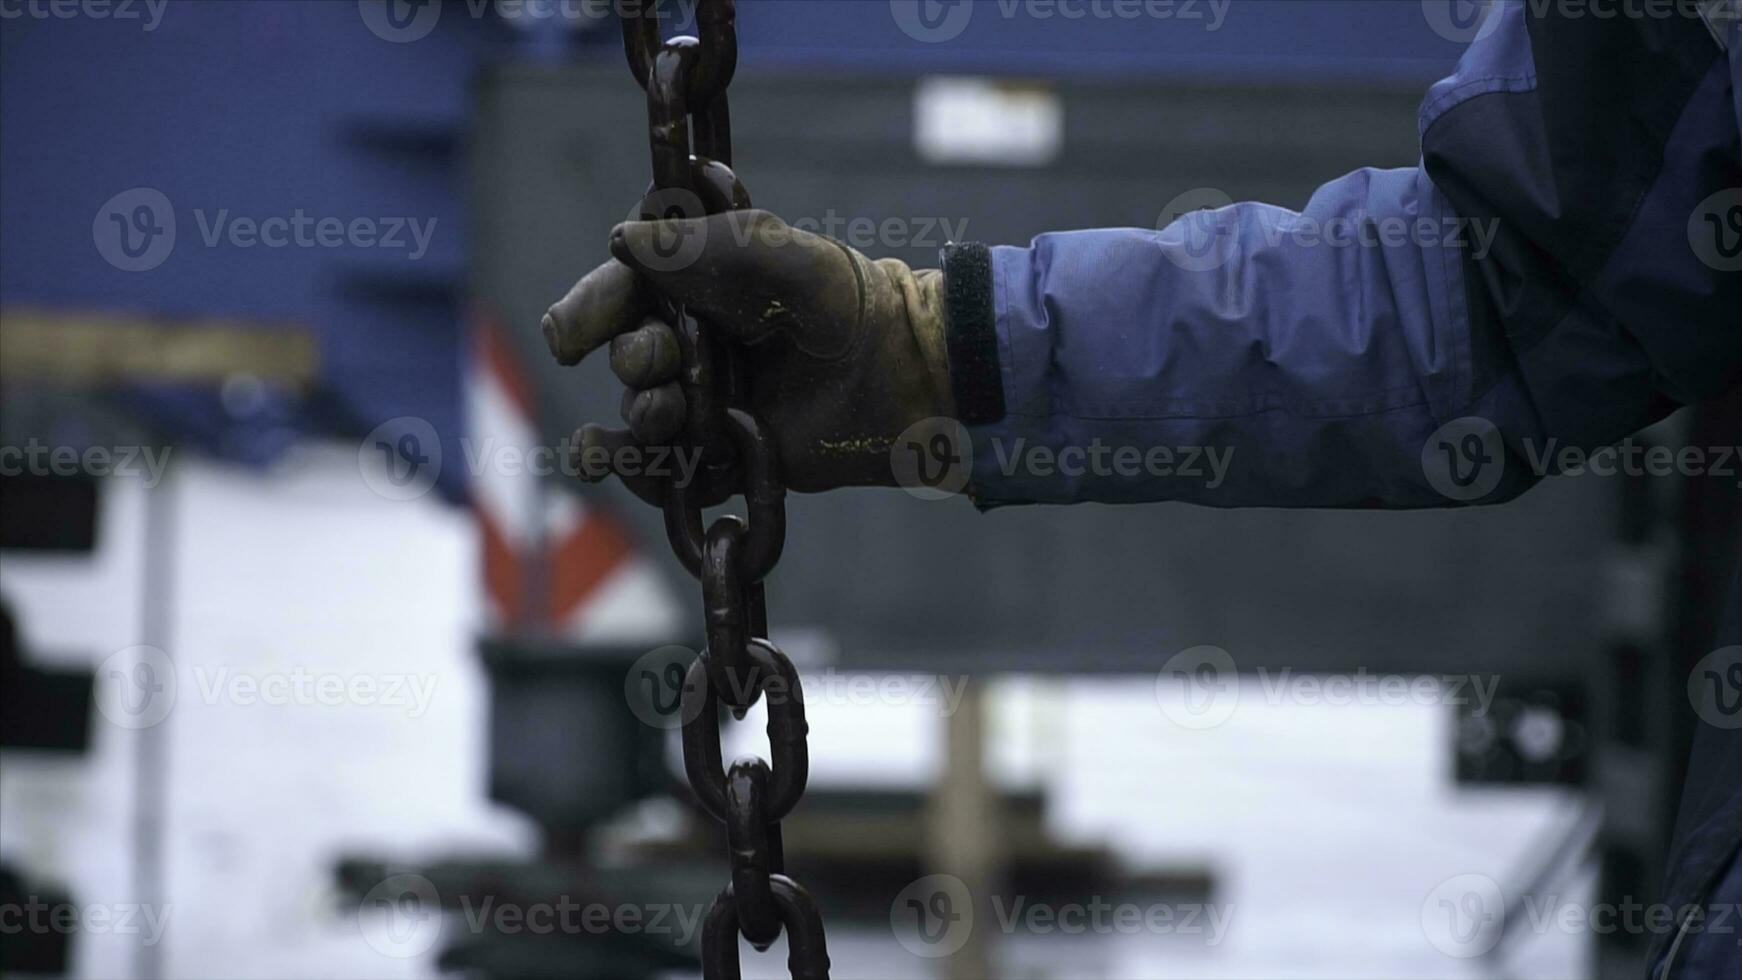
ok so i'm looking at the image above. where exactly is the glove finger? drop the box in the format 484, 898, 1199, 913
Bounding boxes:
572, 424, 637, 483
609, 318, 683, 388
620, 382, 686, 445
543, 259, 649, 366
609, 209, 858, 358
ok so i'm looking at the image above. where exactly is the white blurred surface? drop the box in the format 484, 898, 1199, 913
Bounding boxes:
4, 448, 1588, 979
2, 445, 532, 980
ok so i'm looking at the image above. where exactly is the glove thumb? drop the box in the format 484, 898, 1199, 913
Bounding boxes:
609, 209, 861, 359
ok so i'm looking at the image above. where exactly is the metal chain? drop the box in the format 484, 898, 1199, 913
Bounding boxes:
619, 4, 831, 978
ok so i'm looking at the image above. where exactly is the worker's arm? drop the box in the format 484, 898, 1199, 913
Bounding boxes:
944, 166, 1517, 508
543, 4, 1739, 504
948, 2, 1740, 508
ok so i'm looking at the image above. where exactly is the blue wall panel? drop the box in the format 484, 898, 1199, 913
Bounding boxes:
1, 0, 1467, 498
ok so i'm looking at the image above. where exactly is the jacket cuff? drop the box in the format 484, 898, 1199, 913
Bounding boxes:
940, 242, 1007, 426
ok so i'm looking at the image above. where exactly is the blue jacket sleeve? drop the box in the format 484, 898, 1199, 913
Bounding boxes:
941, 3, 1741, 509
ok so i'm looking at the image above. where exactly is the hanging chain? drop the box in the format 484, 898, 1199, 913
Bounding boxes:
619, 3, 831, 978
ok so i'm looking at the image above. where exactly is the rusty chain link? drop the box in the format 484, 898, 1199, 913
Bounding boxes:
616, 4, 831, 978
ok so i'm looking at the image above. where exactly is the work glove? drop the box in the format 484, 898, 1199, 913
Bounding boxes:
543, 209, 955, 494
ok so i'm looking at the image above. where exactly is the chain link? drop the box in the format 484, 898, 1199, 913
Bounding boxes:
618, 4, 831, 977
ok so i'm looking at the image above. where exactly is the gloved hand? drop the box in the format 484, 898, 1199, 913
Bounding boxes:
543, 209, 954, 493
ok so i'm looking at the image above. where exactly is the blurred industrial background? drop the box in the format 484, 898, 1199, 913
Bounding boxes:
2, 2, 1738, 978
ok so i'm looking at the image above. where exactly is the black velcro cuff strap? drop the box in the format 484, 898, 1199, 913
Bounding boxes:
940, 242, 1007, 426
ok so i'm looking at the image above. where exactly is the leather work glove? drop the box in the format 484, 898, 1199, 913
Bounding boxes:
543, 209, 956, 493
